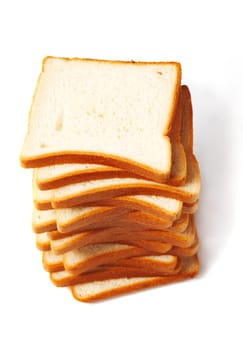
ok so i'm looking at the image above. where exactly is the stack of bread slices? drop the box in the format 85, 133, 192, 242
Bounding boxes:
20, 57, 201, 302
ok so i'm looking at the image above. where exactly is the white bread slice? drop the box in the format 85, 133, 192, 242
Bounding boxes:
35, 87, 186, 190
36, 232, 50, 251
37, 229, 198, 256
33, 205, 190, 235
32, 208, 56, 233
36, 146, 185, 190
48, 85, 200, 207
50, 255, 180, 287
20, 57, 181, 182
49, 156, 199, 207
63, 243, 154, 275
51, 231, 172, 255
42, 250, 63, 272
56, 206, 132, 233
49, 213, 194, 255
43, 249, 178, 273
71, 255, 199, 302
33, 173, 184, 221
32, 206, 131, 233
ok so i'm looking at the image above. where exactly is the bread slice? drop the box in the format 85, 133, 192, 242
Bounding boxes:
33, 206, 190, 235
36, 232, 50, 251
42, 250, 177, 274
50, 231, 172, 255
50, 255, 181, 287
32, 206, 131, 233
33, 174, 184, 221
35, 87, 186, 190
70, 255, 199, 302
37, 153, 199, 209
42, 250, 64, 272
37, 229, 198, 256
63, 243, 156, 275
49, 215, 194, 255
32, 208, 56, 233
49, 86, 200, 208
20, 57, 181, 183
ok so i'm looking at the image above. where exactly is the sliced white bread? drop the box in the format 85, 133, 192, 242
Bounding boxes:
70, 255, 199, 302
36, 232, 50, 251
50, 232, 172, 255
50, 157, 199, 207
33, 207, 189, 235
32, 206, 131, 233
33, 176, 184, 221
63, 243, 155, 275
48, 87, 200, 208
42, 250, 63, 272
35, 87, 186, 190
20, 57, 181, 182
49, 213, 194, 255
32, 208, 56, 233
50, 255, 181, 287
37, 230, 199, 257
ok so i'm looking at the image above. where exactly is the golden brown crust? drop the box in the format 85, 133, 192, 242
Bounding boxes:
42, 56, 181, 69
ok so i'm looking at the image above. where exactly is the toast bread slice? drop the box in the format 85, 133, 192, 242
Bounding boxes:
35, 87, 186, 190
36, 214, 196, 255
70, 255, 199, 302
48, 86, 200, 207
20, 57, 181, 182
50, 255, 181, 287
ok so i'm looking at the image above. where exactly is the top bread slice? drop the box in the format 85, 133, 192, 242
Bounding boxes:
20, 57, 181, 182
47, 85, 200, 207
35, 86, 186, 190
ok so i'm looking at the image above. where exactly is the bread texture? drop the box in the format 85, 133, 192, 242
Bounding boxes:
20, 57, 181, 182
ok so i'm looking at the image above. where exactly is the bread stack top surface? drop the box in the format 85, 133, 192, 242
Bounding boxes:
20, 57, 181, 182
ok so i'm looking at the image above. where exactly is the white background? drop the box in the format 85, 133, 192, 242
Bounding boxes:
0, 0, 242, 349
